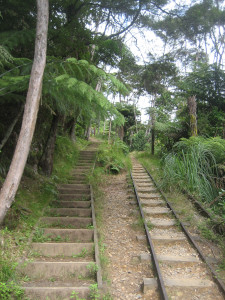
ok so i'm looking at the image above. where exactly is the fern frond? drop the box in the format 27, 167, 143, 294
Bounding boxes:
0, 46, 13, 68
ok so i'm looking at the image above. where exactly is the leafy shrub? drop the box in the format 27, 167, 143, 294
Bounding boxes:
173, 136, 225, 164
97, 138, 130, 174
130, 130, 149, 151
0, 281, 24, 300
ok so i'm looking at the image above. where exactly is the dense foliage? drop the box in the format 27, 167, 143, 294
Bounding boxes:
162, 137, 225, 216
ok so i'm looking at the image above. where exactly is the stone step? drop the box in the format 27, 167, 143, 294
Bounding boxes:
49, 208, 92, 217
76, 163, 93, 165
139, 193, 161, 198
136, 183, 155, 187
43, 229, 94, 242
40, 217, 92, 228
69, 174, 87, 178
137, 188, 158, 193
32, 242, 94, 257
58, 188, 90, 194
135, 179, 152, 183
140, 253, 200, 264
72, 171, 89, 175
80, 150, 96, 154
132, 172, 147, 175
158, 254, 200, 264
52, 201, 91, 208
24, 286, 90, 300
143, 278, 214, 293
141, 199, 165, 207
67, 180, 86, 184
77, 159, 94, 161
133, 176, 150, 179
151, 235, 186, 244
74, 167, 90, 170
149, 218, 176, 228
58, 184, 90, 190
59, 194, 90, 201
22, 261, 93, 279
143, 207, 171, 215
75, 166, 91, 169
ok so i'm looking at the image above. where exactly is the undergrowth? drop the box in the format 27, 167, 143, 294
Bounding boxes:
97, 138, 131, 174
162, 137, 225, 218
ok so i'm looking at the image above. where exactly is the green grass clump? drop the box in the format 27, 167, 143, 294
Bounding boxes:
162, 143, 218, 203
97, 138, 131, 174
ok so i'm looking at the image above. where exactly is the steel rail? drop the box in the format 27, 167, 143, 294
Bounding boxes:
130, 171, 169, 300
144, 167, 225, 297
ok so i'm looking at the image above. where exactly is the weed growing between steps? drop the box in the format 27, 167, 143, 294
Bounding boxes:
0, 136, 88, 299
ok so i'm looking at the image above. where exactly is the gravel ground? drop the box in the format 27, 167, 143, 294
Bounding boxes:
100, 172, 159, 300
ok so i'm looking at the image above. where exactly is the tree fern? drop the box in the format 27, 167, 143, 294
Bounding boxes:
0, 46, 13, 70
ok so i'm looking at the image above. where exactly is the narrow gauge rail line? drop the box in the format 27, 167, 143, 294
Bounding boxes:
130, 160, 225, 300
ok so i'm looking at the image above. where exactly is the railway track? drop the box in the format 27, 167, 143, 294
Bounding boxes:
130, 159, 225, 300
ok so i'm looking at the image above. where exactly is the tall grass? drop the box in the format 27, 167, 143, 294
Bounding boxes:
162, 143, 219, 203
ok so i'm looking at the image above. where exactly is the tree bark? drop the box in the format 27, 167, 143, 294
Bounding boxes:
69, 118, 77, 142
0, 104, 24, 151
103, 121, 106, 135
133, 102, 138, 133
150, 105, 156, 155
118, 126, 124, 141
187, 95, 197, 137
151, 127, 155, 155
85, 124, 91, 140
39, 114, 59, 176
108, 119, 112, 144
0, 0, 49, 225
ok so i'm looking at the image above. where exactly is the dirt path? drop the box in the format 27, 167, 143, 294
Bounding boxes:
100, 172, 156, 300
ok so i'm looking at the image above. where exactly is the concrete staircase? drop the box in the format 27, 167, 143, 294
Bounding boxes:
21, 144, 101, 299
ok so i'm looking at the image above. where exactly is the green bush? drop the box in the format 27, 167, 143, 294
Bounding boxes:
0, 281, 24, 300
130, 130, 149, 151
97, 138, 130, 174
173, 136, 225, 164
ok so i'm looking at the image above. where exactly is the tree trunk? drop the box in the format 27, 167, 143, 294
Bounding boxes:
0, 0, 49, 225
134, 102, 138, 133
118, 126, 124, 141
97, 116, 100, 135
187, 95, 197, 136
69, 118, 76, 142
0, 104, 24, 151
85, 124, 91, 140
108, 119, 112, 144
39, 114, 59, 176
103, 121, 106, 135
151, 127, 155, 155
